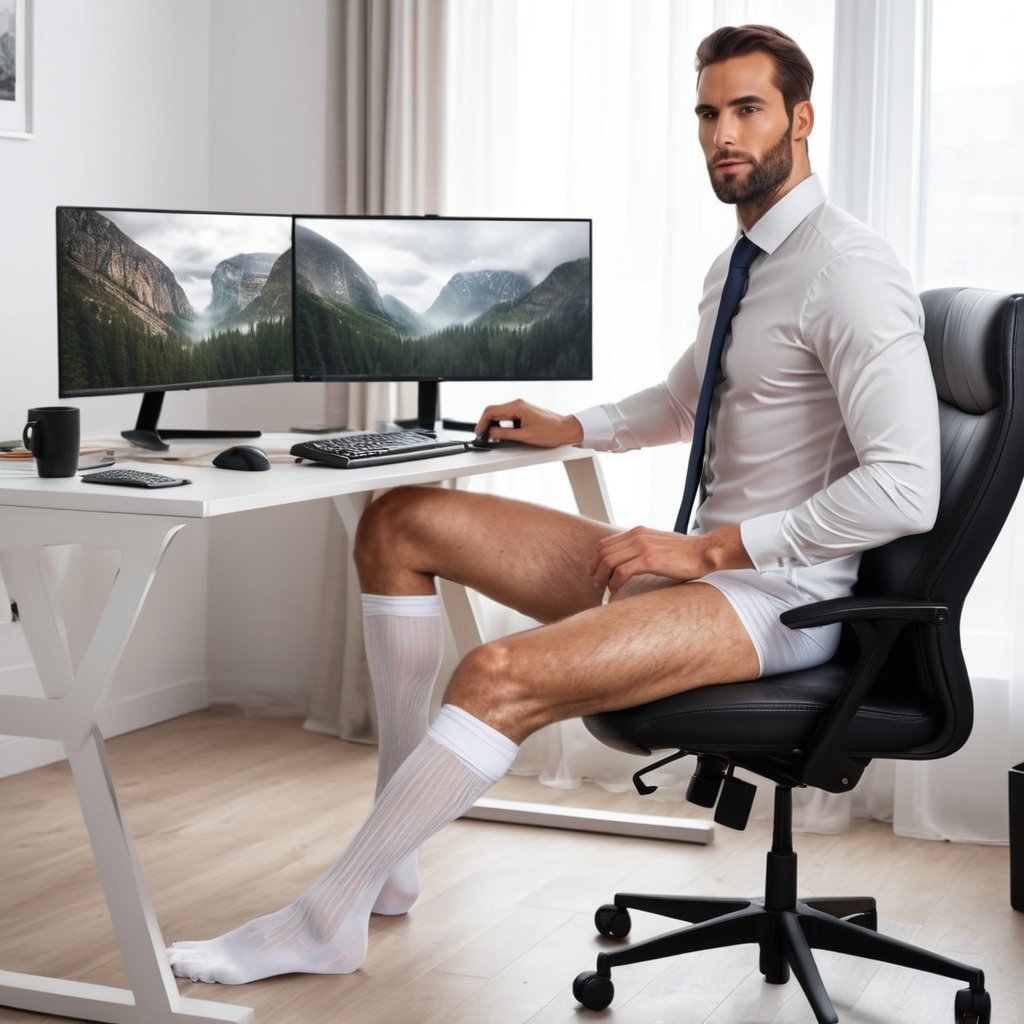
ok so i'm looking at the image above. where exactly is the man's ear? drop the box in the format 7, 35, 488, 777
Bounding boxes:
792, 99, 814, 144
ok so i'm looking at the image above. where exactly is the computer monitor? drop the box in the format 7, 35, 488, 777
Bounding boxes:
56, 206, 293, 450
292, 215, 592, 428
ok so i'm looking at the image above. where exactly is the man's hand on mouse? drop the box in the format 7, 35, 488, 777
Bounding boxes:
474, 399, 584, 448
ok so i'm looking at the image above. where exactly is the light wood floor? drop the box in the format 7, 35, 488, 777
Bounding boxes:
1, 709, 1022, 1024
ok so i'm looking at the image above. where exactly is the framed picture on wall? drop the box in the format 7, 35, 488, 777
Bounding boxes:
0, 0, 31, 139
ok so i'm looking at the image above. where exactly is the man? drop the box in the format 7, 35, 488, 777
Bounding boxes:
168, 25, 939, 985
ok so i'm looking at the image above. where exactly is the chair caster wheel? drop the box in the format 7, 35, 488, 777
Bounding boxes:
574, 970, 614, 1011
595, 903, 631, 939
758, 943, 790, 985
954, 987, 991, 1023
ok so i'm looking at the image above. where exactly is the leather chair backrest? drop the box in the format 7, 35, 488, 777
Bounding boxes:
858, 289, 1024, 602
855, 288, 1024, 755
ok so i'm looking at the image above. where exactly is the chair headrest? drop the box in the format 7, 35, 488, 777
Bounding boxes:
921, 288, 1007, 414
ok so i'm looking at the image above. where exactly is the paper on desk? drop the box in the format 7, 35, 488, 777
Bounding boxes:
0, 447, 115, 468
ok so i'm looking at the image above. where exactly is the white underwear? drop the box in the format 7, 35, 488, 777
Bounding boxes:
701, 567, 842, 677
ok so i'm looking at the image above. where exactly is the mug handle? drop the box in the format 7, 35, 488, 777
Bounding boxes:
22, 420, 39, 453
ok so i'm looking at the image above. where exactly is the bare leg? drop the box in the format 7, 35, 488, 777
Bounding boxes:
356, 485, 757, 739
445, 578, 758, 742
354, 485, 615, 620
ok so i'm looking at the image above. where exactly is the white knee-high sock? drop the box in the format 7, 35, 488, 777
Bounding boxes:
167, 706, 518, 985
361, 593, 445, 914
362, 593, 445, 796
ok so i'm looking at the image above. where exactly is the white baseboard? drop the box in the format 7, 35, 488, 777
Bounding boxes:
0, 678, 210, 779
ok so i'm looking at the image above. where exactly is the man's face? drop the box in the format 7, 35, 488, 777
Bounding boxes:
695, 51, 801, 209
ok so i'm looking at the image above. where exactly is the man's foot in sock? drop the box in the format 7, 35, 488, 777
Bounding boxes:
371, 853, 420, 916
167, 894, 372, 985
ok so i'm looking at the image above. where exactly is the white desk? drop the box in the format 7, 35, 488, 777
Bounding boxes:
0, 437, 615, 1024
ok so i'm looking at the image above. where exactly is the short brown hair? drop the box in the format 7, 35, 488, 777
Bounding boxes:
695, 25, 813, 116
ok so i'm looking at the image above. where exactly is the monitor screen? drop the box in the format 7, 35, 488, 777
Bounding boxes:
56, 207, 294, 398
292, 215, 592, 384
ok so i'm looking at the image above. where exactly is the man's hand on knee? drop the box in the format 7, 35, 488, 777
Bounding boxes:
591, 524, 753, 596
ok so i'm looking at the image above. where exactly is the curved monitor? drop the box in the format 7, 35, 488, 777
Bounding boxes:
56, 206, 293, 448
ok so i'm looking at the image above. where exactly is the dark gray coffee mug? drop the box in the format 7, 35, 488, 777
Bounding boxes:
23, 406, 81, 478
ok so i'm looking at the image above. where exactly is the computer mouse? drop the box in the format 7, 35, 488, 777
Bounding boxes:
471, 417, 522, 448
212, 445, 272, 471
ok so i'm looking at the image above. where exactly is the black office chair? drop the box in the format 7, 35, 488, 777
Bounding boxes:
572, 288, 1024, 1024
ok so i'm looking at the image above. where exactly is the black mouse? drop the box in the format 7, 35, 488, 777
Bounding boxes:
471, 417, 522, 448
212, 445, 272, 471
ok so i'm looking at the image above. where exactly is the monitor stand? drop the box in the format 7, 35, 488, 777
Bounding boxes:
397, 381, 476, 434
121, 391, 262, 453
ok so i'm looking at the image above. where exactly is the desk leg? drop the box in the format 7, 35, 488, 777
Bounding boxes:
562, 454, 616, 524
0, 727, 254, 1023
0, 514, 253, 1024
330, 493, 374, 727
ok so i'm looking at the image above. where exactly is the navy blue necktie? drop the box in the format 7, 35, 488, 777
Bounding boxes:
674, 233, 762, 533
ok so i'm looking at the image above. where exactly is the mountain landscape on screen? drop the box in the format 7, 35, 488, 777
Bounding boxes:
293, 222, 592, 381
57, 209, 292, 394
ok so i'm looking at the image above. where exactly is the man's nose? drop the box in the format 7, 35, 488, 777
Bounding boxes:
714, 112, 738, 149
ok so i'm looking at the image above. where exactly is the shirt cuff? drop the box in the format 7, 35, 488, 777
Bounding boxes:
740, 511, 802, 573
572, 405, 616, 448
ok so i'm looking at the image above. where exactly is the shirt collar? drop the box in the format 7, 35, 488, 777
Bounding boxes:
741, 174, 826, 255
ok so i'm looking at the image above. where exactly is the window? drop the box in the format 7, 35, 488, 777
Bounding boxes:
920, 1, 1024, 291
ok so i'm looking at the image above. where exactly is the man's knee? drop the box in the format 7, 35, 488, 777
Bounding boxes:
354, 486, 434, 575
445, 640, 541, 740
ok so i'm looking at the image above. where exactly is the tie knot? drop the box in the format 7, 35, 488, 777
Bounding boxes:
730, 234, 761, 271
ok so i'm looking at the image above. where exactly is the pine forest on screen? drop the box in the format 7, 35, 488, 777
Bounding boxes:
293, 218, 592, 382
56, 209, 293, 394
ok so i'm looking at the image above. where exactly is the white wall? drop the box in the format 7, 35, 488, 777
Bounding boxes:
0, 0, 346, 773
0, 0, 212, 440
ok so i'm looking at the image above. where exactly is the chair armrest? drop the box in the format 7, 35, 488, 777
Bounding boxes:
778, 596, 950, 792
780, 596, 951, 630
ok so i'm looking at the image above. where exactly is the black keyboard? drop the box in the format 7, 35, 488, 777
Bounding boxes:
81, 468, 191, 488
290, 429, 469, 468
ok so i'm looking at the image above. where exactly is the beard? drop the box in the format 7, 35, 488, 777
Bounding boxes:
708, 126, 793, 205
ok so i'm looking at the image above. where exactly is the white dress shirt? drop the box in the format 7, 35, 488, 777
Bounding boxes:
575, 174, 941, 601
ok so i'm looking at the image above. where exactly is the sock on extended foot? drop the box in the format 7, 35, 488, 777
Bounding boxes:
362, 593, 445, 914
167, 705, 518, 985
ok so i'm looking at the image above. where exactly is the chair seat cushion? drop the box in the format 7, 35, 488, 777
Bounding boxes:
583, 662, 939, 758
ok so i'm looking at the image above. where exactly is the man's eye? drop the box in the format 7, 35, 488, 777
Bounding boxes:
740, 106, 760, 115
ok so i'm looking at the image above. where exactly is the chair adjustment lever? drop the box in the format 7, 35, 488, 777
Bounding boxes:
686, 755, 757, 830
632, 751, 688, 795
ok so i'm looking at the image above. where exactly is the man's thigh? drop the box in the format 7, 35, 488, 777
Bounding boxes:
445, 579, 760, 742
356, 485, 618, 624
